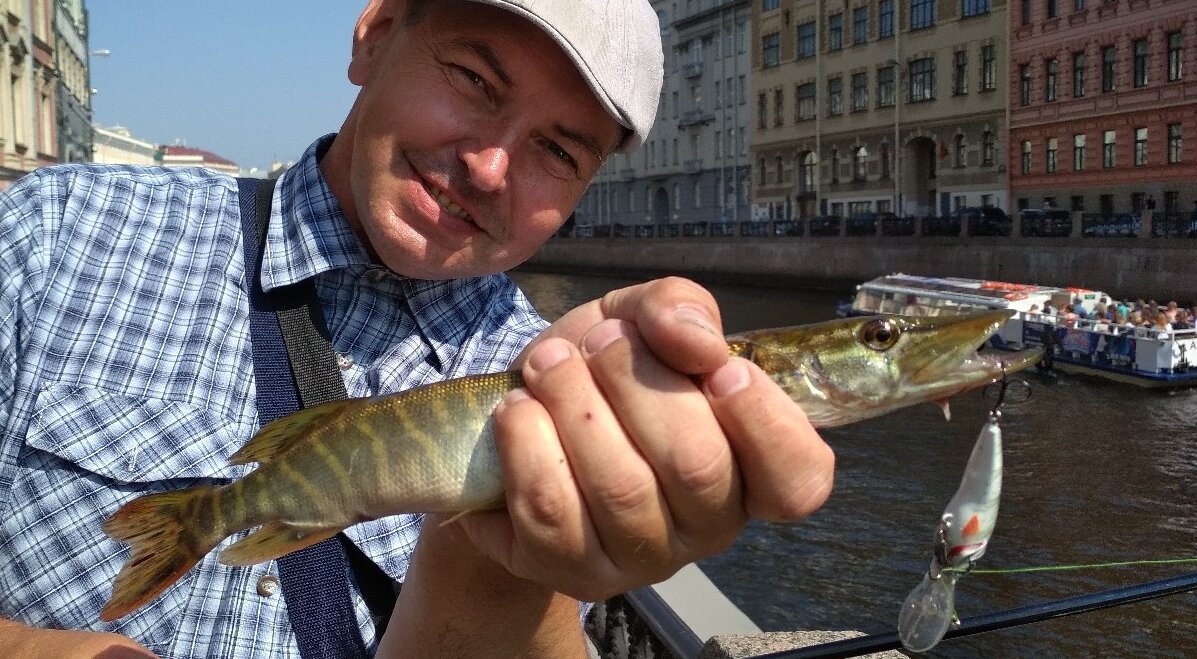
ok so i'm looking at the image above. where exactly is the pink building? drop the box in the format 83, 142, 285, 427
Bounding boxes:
1009, 0, 1196, 219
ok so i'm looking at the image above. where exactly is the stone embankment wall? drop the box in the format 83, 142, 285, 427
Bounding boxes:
527, 236, 1194, 303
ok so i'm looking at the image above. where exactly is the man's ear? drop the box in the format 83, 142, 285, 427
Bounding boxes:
349, 0, 402, 85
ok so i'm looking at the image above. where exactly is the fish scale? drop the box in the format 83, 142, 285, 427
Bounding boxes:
99, 311, 1041, 621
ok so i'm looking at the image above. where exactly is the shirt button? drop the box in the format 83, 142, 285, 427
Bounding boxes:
336, 352, 354, 370
367, 268, 388, 284
257, 575, 281, 597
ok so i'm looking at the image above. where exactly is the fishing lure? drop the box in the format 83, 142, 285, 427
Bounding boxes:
897, 410, 1003, 652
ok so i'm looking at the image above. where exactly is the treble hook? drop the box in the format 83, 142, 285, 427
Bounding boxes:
984, 360, 1031, 417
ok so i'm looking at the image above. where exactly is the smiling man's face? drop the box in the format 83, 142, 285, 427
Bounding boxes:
321, 0, 622, 280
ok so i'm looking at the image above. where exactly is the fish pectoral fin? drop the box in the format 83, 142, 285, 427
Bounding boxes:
230, 399, 358, 465
217, 522, 343, 566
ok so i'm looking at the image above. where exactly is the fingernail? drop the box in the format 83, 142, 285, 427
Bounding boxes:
581, 319, 627, 356
528, 340, 571, 371
499, 387, 533, 410
707, 359, 750, 398
674, 305, 717, 337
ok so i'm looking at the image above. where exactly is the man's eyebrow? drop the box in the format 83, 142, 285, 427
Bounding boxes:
553, 123, 606, 166
449, 38, 514, 87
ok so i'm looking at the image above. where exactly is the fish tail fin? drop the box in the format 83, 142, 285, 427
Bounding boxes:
100, 485, 223, 621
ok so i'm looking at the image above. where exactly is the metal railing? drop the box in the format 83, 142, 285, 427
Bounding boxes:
560, 215, 1197, 241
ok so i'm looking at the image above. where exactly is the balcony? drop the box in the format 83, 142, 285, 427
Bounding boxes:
682, 159, 704, 174
618, 168, 636, 181
682, 61, 704, 79
678, 109, 715, 128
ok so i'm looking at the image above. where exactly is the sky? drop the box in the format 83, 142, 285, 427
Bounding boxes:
89, 2, 365, 173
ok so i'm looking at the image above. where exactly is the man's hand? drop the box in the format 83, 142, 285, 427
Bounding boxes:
0, 619, 157, 659
457, 277, 835, 601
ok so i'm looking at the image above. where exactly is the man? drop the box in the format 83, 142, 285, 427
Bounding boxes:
0, 1, 833, 657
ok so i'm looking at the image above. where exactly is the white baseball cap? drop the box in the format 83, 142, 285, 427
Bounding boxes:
467, 0, 664, 153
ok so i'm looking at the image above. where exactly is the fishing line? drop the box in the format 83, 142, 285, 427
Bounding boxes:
945, 557, 1197, 575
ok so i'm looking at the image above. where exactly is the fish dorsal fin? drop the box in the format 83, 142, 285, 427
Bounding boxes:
230, 399, 356, 465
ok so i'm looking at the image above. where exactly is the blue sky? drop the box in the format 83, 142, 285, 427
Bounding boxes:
89, 2, 365, 172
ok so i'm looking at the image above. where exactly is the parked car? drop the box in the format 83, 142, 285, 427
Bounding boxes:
1020, 208, 1073, 237
845, 212, 897, 236
1082, 214, 1141, 237
953, 206, 1012, 236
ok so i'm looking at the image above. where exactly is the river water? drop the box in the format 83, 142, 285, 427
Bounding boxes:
509, 269, 1197, 658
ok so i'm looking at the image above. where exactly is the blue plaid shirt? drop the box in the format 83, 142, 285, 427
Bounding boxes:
0, 136, 547, 657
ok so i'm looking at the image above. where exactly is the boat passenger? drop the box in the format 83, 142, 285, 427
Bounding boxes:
901, 295, 926, 316
1153, 312, 1174, 339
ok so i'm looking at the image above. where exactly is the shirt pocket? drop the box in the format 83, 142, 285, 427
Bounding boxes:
2, 383, 251, 650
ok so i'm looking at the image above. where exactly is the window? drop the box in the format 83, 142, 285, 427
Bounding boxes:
911, 0, 936, 29
854, 7, 868, 44
851, 72, 868, 111
881, 142, 891, 178
1168, 123, 1182, 163
758, 158, 767, 185
1019, 64, 1031, 105
831, 149, 840, 183
853, 147, 868, 179
828, 77, 843, 115
1134, 127, 1148, 166
981, 45, 996, 90
1168, 32, 1183, 81
1102, 46, 1116, 92
775, 156, 784, 184
1021, 141, 1032, 174
954, 134, 966, 166
909, 57, 935, 102
800, 152, 817, 190
694, 180, 702, 208
714, 81, 721, 107
1046, 138, 1058, 173
879, 0, 894, 38
1047, 0, 1057, 18
1045, 59, 1058, 101
1102, 130, 1115, 168
773, 89, 784, 127
796, 83, 816, 120
1074, 0, 1085, 10
1071, 195, 1084, 212
797, 22, 816, 58
953, 50, 968, 95
829, 14, 843, 51
1072, 52, 1086, 97
739, 75, 746, 104
982, 131, 994, 166
878, 66, 895, 106
757, 92, 767, 129
963, 0, 990, 17
1133, 39, 1148, 87
763, 0, 780, 9
1099, 194, 1113, 216
1021, 0, 1031, 25
1164, 190, 1179, 213
1073, 134, 1086, 171
762, 32, 780, 67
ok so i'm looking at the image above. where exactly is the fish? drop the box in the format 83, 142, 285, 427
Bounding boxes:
897, 412, 1004, 652
100, 310, 1040, 621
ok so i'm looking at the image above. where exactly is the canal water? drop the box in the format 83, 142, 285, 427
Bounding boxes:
509, 269, 1197, 658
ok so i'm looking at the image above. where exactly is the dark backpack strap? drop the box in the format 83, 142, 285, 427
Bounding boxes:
237, 176, 397, 657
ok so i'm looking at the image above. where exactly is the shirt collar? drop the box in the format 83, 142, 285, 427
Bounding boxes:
261, 134, 370, 290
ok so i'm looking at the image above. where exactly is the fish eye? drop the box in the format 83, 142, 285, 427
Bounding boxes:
860, 319, 901, 351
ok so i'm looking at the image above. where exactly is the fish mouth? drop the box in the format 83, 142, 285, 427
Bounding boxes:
900, 310, 1043, 394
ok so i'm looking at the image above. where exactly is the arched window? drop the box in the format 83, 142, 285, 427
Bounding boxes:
853, 146, 868, 180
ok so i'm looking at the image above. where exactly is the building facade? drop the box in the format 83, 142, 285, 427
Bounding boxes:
576, 0, 753, 227
751, 0, 1009, 220
158, 144, 240, 176
1, 0, 60, 190
1009, 0, 1195, 216
91, 124, 157, 165
53, 0, 91, 164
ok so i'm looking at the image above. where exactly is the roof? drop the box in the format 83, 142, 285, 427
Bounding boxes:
158, 145, 238, 167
